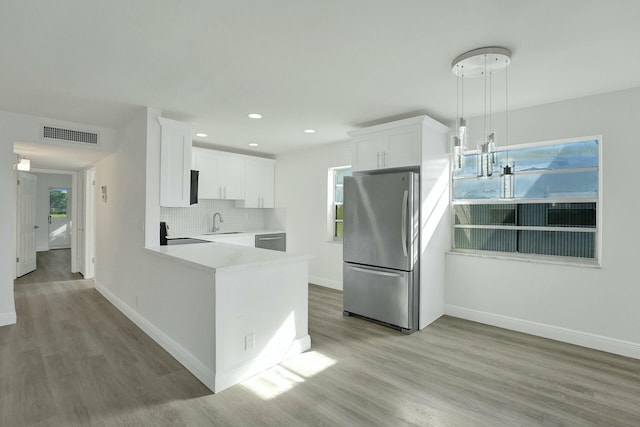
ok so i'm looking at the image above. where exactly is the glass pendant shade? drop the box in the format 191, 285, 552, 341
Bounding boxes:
452, 135, 462, 170
477, 141, 493, 178
458, 117, 467, 149
501, 163, 515, 198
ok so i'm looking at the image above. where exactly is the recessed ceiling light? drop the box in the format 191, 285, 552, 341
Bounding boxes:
248, 143, 259, 147
195, 132, 208, 138
248, 113, 262, 119
304, 129, 316, 134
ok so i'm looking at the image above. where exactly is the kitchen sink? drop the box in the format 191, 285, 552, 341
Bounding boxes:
203, 231, 243, 235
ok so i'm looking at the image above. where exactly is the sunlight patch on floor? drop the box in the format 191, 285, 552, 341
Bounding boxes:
241, 351, 336, 400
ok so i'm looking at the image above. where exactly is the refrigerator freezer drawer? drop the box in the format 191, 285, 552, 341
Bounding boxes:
343, 263, 415, 330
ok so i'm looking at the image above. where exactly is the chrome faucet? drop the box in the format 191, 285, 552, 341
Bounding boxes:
213, 212, 224, 232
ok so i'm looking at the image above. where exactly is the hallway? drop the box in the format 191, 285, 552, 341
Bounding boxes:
14, 249, 83, 285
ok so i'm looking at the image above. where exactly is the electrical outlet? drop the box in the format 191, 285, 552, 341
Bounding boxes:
245, 333, 255, 350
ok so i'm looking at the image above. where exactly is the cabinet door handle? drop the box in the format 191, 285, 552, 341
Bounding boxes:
383, 151, 387, 167
377, 152, 381, 168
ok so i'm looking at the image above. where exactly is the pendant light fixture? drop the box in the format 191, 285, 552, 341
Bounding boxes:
451, 47, 511, 178
452, 62, 467, 170
500, 56, 515, 198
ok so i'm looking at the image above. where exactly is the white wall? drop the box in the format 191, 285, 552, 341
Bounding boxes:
446, 87, 640, 357
33, 172, 73, 251
275, 141, 351, 289
0, 109, 117, 327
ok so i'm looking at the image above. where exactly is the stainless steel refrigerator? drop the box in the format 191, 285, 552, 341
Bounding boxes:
343, 171, 420, 334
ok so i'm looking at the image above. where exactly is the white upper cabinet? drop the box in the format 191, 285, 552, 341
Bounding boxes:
159, 117, 192, 207
193, 148, 245, 200
193, 148, 221, 199
350, 119, 423, 172
382, 124, 421, 169
235, 157, 275, 209
219, 154, 245, 200
351, 133, 383, 171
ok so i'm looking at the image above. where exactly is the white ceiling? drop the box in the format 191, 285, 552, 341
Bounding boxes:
3, 0, 640, 165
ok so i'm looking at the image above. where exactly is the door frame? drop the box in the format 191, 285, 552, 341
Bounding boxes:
47, 185, 72, 250
30, 168, 79, 274
83, 167, 96, 279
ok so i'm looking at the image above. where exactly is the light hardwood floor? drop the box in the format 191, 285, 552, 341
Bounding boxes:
2, 280, 639, 426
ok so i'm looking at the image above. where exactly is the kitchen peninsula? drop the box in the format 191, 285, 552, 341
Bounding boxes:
98, 240, 311, 393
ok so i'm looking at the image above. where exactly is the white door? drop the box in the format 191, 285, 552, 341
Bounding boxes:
77, 172, 86, 275
17, 172, 37, 277
83, 168, 96, 279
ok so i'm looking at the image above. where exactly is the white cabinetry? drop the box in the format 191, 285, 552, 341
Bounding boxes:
235, 157, 275, 209
193, 148, 245, 200
350, 119, 422, 172
159, 117, 192, 207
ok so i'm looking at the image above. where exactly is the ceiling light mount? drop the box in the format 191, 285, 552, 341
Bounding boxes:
451, 46, 511, 78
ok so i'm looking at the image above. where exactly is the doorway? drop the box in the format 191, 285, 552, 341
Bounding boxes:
48, 187, 71, 249
14, 167, 96, 284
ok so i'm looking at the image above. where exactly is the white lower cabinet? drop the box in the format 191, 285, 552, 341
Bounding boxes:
235, 157, 275, 209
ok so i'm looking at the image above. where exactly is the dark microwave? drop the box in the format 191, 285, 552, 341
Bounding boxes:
190, 170, 199, 205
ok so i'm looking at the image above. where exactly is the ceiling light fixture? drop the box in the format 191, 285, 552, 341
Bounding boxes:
195, 132, 208, 138
304, 129, 316, 134
452, 46, 511, 183
248, 143, 259, 147
248, 113, 262, 119
16, 154, 31, 171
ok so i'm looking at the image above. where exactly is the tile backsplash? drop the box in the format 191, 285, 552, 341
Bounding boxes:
160, 199, 285, 237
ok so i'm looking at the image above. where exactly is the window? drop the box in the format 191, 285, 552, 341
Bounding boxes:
49, 188, 69, 219
328, 166, 352, 241
452, 137, 600, 260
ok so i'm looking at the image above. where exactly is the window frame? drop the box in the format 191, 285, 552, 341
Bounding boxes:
450, 135, 602, 265
327, 165, 352, 242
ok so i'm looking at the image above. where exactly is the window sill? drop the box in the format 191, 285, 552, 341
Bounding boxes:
446, 249, 601, 269
327, 239, 343, 245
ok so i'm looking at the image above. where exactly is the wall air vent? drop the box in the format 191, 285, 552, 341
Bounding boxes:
42, 125, 99, 145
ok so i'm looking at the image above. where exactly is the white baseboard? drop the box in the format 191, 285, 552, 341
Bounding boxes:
445, 304, 640, 359
0, 311, 17, 327
94, 281, 217, 391
309, 275, 342, 291
215, 335, 312, 393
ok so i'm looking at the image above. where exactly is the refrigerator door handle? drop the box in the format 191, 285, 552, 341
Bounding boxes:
401, 190, 408, 257
346, 265, 404, 278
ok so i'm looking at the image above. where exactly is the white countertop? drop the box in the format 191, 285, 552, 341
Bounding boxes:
145, 231, 309, 273
186, 230, 285, 242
